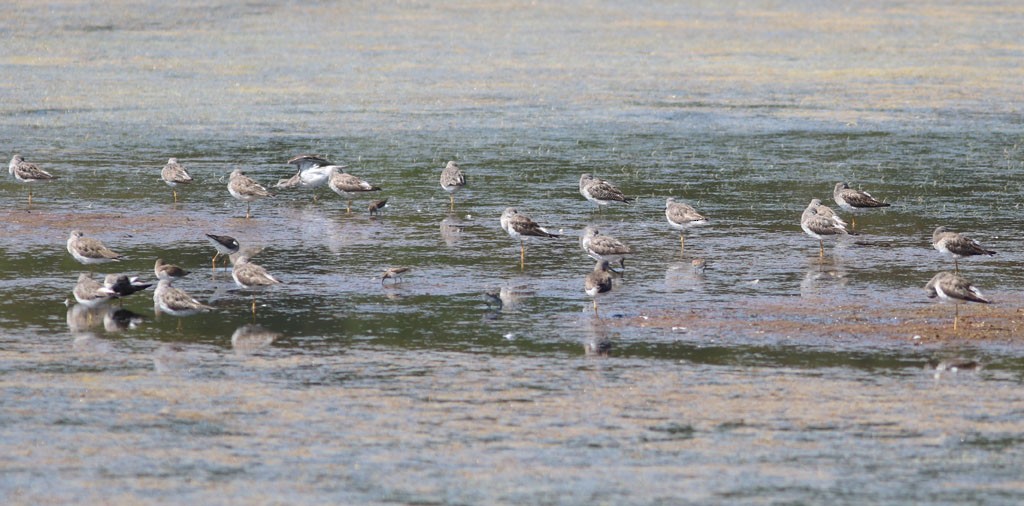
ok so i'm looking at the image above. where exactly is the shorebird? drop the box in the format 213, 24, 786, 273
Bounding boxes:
67, 230, 123, 265
153, 279, 214, 318
809, 198, 848, 228
579, 173, 634, 210
833, 182, 890, 229
279, 154, 338, 201
368, 198, 388, 215
328, 167, 381, 213
154, 258, 190, 281
665, 197, 707, 254
103, 274, 153, 300
381, 266, 410, 286
584, 260, 613, 315
932, 226, 996, 273
580, 226, 632, 269
500, 207, 560, 269
440, 161, 466, 211
160, 157, 193, 203
925, 271, 990, 331
228, 169, 273, 219
9, 154, 58, 204
230, 253, 281, 314
205, 233, 240, 271
72, 273, 116, 309
801, 199, 848, 258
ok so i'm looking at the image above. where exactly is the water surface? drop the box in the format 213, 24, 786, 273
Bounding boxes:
2, 1, 1024, 503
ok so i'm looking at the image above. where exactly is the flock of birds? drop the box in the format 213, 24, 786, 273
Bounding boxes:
8, 152, 1000, 331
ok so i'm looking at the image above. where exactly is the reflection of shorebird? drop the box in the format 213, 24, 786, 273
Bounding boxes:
381, 267, 410, 286
580, 226, 631, 269
500, 207, 560, 269
103, 307, 145, 332
154, 279, 214, 317
9, 154, 58, 204
328, 167, 381, 213
73, 273, 116, 309
205, 233, 240, 271
160, 157, 193, 202
579, 173, 633, 209
231, 254, 281, 314
801, 199, 848, 258
440, 216, 465, 246
440, 161, 466, 210
154, 258, 190, 281
228, 169, 273, 219
925, 271, 990, 331
67, 230, 123, 265
584, 260, 613, 315
833, 182, 889, 229
665, 197, 707, 254
932, 226, 995, 273
231, 324, 281, 353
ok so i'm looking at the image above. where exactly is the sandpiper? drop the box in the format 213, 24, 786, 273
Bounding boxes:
925, 271, 990, 331
809, 198, 848, 228
328, 167, 381, 213
154, 258, 190, 281
500, 207, 560, 269
665, 197, 707, 254
833, 182, 890, 229
153, 278, 214, 317
801, 199, 848, 258
230, 253, 281, 314
440, 161, 466, 211
368, 198, 389, 215
73, 273, 116, 309
103, 274, 153, 299
580, 226, 632, 269
205, 233, 240, 270
67, 230, 123, 265
932, 226, 996, 273
579, 173, 634, 209
9, 154, 58, 204
228, 168, 273, 219
584, 260, 613, 315
160, 157, 193, 202
381, 266, 411, 286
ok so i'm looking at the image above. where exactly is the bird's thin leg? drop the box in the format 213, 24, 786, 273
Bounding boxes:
173, 189, 179, 203
851, 216, 857, 231
679, 234, 685, 255
519, 242, 526, 270
211, 253, 218, 273
954, 258, 959, 274
449, 194, 455, 211
27, 188, 33, 205
819, 240, 824, 259
347, 200, 353, 214
954, 304, 960, 332
251, 294, 257, 317
245, 203, 252, 219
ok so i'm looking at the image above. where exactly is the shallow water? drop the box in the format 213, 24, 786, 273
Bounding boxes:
2, 1, 1024, 503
